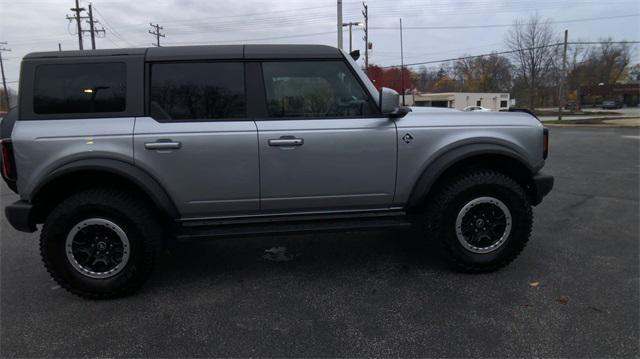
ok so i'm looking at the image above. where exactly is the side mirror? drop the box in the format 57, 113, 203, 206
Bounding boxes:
379, 87, 409, 118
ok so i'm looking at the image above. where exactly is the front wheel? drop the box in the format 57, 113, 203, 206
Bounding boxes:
40, 189, 164, 299
424, 170, 533, 272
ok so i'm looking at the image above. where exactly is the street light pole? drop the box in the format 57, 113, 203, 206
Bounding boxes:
337, 0, 343, 49
348, 22, 353, 52
342, 22, 364, 53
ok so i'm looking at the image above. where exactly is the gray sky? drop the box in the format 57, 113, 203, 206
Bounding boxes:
1, 0, 640, 91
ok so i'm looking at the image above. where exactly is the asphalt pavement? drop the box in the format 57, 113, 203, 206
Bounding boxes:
1, 127, 638, 357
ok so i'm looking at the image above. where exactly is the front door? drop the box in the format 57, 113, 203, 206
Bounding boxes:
255, 60, 397, 212
134, 61, 259, 219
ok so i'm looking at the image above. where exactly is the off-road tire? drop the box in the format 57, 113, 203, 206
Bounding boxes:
40, 188, 163, 299
424, 170, 533, 272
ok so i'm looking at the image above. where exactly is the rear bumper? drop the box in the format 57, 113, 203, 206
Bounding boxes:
4, 200, 37, 233
531, 172, 554, 206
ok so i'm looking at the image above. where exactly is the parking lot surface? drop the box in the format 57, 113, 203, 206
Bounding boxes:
1, 127, 638, 357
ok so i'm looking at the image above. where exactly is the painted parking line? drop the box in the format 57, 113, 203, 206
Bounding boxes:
620, 135, 640, 140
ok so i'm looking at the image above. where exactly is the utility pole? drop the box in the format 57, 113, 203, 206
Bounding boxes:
148, 23, 165, 47
337, 0, 343, 49
66, 0, 86, 50
84, 4, 105, 50
558, 29, 568, 121
362, 2, 369, 73
400, 18, 405, 106
0, 43, 10, 110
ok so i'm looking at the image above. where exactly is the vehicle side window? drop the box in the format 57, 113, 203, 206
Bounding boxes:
34, 63, 126, 114
150, 62, 245, 121
262, 61, 375, 118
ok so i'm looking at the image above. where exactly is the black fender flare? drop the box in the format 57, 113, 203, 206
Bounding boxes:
407, 143, 534, 209
30, 158, 179, 219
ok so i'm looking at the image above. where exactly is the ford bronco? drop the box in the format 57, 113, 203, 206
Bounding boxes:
1, 45, 553, 298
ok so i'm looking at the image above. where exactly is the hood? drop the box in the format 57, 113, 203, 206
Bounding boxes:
396, 106, 542, 129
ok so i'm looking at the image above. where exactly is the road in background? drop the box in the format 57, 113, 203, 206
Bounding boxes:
1, 127, 638, 357
539, 106, 640, 122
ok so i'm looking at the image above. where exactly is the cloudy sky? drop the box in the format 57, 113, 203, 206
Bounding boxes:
1, 0, 639, 91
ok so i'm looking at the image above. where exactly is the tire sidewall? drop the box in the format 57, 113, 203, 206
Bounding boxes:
441, 179, 531, 267
41, 193, 157, 297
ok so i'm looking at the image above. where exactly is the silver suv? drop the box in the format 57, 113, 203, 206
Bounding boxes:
1, 45, 553, 298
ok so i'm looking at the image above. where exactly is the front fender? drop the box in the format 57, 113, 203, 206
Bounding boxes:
406, 142, 534, 209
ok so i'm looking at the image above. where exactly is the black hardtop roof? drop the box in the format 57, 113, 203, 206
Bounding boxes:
24, 44, 343, 61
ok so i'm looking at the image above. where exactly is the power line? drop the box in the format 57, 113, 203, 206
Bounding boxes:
92, 5, 137, 47
381, 41, 640, 68
164, 31, 335, 46
370, 13, 640, 30
148, 23, 165, 47
116, 4, 338, 29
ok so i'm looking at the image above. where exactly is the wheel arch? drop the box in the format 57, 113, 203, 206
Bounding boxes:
407, 143, 537, 212
29, 159, 179, 223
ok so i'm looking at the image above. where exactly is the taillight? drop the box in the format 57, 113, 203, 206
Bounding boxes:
1, 139, 17, 180
543, 128, 549, 160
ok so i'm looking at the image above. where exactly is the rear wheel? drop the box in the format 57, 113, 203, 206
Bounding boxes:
40, 188, 163, 299
424, 170, 532, 272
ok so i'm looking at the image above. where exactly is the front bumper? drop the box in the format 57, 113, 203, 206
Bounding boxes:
531, 172, 554, 205
5, 200, 37, 233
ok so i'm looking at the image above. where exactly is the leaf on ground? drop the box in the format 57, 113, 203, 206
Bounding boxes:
557, 295, 570, 305
529, 281, 540, 287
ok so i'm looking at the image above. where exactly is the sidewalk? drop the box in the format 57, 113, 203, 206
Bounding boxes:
539, 107, 640, 122
543, 117, 640, 127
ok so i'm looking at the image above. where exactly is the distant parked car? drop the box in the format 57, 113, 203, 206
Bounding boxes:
564, 101, 579, 111
463, 106, 491, 112
602, 100, 623, 109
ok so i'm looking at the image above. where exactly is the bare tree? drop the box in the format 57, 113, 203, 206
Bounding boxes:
585, 39, 632, 84
506, 13, 558, 109
453, 53, 513, 93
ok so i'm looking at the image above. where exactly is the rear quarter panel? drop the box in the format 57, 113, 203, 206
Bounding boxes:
11, 118, 135, 199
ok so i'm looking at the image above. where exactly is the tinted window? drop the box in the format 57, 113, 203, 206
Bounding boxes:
262, 61, 375, 118
34, 63, 126, 114
150, 62, 245, 120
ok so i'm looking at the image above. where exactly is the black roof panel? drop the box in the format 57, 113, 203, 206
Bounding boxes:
145, 45, 243, 61
23, 44, 342, 61
24, 48, 147, 59
244, 44, 341, 59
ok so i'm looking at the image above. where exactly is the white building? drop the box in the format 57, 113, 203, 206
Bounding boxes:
403, 92, 511, 111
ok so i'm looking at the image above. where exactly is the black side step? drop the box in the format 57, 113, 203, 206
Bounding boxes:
175, 216, 412, 240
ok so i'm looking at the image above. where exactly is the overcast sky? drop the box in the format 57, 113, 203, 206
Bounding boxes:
1, 0, 639, 91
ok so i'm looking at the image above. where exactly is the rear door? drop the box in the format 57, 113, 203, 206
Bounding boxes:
255, 60, 397, 212
134, 61, 259, 219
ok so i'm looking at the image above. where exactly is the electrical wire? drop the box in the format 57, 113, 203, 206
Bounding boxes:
370, 14, 640, 30
381, 41, 640, 68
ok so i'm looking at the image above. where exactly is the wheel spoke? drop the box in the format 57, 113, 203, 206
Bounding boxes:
455, 197, 512, 253
66, 219, 130, 279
